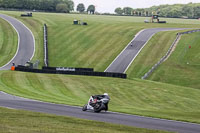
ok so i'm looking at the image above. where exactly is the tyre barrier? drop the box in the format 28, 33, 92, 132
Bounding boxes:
44, 24, 48, 67
15, 66, 127, 79
142, 29, 200, 80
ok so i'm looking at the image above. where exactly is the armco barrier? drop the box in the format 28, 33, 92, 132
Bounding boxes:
42, 66, 94, 72
44, 24, 48, 67
15, 66, 126, 79
142, 29, 200, 80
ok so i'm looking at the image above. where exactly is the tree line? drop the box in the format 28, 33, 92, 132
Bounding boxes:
0, 0, 74, 13
115, 3, 200, 19
76, 3, 95, 14
0, 0, 96, 14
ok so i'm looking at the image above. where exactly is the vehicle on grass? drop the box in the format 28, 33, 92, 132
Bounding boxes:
82, 93, 110, 113
21, 12, 32, 17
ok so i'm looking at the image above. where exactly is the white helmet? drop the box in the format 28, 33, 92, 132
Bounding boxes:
104, 93, 108, 96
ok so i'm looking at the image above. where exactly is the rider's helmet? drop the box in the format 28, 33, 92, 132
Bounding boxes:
104, 93, 108, 96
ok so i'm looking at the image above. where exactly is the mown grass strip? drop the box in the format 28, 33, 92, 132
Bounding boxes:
0, 18, 18, 67
149, 32, 200, 89
0, 107, 171, 133
0, 11, 200, 71
0, 71, 200, 123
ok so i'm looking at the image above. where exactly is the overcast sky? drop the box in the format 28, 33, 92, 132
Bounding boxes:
73, 0, 200, 13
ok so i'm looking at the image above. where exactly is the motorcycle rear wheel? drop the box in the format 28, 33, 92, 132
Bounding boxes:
94, 103, 105, 113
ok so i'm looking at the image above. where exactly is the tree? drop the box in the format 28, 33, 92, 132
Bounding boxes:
123, 7, 133, 15
56, 3, 69, 13
77, 3, 85, 13
87, 5, 95, 14
0, 0, 74, 13
115, 7, 123, 15
67, 0, 74, 11
194, 6, 200, 18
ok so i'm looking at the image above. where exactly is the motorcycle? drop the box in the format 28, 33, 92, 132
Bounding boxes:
82, 94, 110, 113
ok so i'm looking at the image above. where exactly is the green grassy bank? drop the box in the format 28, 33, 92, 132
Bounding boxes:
1, 11, 200, 71
149, 32, 200, 89
0, 18, 18, 67
0, 71, 200, 123
0, 107, 170, 133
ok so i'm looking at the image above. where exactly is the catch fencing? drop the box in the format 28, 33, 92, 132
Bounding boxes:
142, 29, 200, 80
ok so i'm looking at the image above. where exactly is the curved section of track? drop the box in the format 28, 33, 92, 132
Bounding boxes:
105, 28, 187, 73
0, 14, 35, 70
0, 91, 200, 133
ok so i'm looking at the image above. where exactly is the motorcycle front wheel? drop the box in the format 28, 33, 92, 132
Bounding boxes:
82, 104, 87, 111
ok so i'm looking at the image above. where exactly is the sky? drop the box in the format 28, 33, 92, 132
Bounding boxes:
72, 0, 200, 13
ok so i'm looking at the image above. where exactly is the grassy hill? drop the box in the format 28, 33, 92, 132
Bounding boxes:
149, 32, 200, 89
1, 11, 200, 71
0, 71, 200, 123
126, 30, 179, 78
0, 18, 18, 67
126, 30, 200, 89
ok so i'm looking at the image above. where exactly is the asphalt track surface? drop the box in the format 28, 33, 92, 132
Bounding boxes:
105, 28, 187, 73
0, 91, 200, 133
0, 15, 199, 132
0, 14, 35, 70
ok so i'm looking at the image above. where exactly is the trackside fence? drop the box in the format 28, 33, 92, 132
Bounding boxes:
142, 29, 200, 80
15, 66, 127, 79
44, 24, 48, 67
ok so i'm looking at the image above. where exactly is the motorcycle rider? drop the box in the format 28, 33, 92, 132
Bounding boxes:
103, 93, 110, 111
85, 93, 110, 112
92, 93, 110, 111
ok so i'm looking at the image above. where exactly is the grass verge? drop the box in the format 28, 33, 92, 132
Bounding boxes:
0, 107, 170, 133
149, 32, 200, 89
126, 30, 178, 79
0, 71, 200, 124
0, 18, 18, 67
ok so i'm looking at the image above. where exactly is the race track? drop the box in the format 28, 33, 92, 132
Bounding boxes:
0, 91, 200, 133
105, 28, 187, 73
0, 14, 35, 70
0, 15, 199, 133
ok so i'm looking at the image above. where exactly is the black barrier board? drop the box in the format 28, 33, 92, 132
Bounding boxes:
15, 66, 126, 79
42, 66, 94, 72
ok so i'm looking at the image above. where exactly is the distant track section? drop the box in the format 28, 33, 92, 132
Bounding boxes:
0, 14, 35, 70
0, 91, 200, 133
105, 28, 187, 73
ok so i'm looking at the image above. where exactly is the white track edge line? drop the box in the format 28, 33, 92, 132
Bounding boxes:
11, 15, 36, 60
124, 28, 188, 73
0, 14, 35, 69
0, 15, 20, 69
104, 29, 145, 72
124, 33, 155, 73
